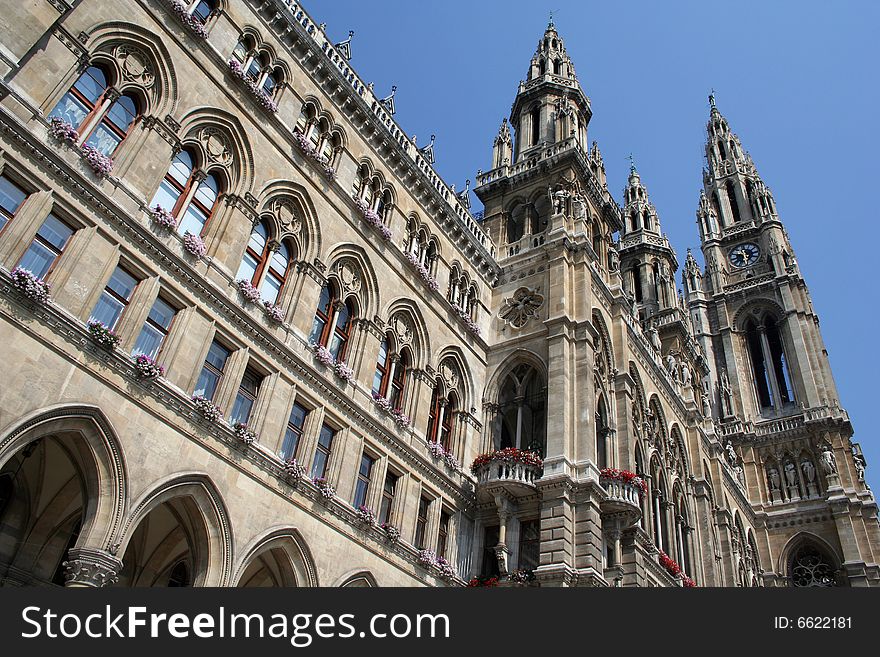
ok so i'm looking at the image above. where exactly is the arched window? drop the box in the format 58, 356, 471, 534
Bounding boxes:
726, 180, 742, 223
150, 149, 223, 236
235, 222, 292, 305
745, 315, 795, 412
494, 364, 547, 456
530, 106, 541, 147
596, 397, 609, 469
168, 560, 191, 587
790, 543, 836, 587
372, 337, 410, 409
49, 65, 141, 157
309, 284, 355, 360
427, 388, 457, 450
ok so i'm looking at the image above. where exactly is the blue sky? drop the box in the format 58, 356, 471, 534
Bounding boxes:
306, 1, 880, 490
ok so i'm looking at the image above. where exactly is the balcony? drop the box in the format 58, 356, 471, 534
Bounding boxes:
472, 449, 543, 500
599, 469, 645, 529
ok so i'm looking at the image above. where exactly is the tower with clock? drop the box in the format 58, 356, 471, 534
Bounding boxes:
687, 96, 875, 585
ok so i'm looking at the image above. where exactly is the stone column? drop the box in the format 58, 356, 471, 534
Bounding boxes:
63, 547, 123, 588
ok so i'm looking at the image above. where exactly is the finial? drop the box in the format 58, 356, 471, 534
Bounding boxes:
709, 88, 716, 110
549, 11, 554, 28
627, 152, 636, 174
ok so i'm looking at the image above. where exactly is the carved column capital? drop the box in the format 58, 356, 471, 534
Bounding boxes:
63, 547, 123, 587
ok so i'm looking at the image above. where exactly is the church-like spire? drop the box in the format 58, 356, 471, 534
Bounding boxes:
622, 160, 661, 236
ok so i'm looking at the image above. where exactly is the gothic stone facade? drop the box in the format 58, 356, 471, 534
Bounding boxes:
0, 0, 876, 588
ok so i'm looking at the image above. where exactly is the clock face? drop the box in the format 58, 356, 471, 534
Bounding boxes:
729, 243, 760, 268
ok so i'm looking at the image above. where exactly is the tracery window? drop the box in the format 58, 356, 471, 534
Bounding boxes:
790, 544, 836, 587
372, 336, 411, 409
309, 283, 356, 360
235, 221, 293, 305
150, 149, 223, 237
49, 65, 141, 157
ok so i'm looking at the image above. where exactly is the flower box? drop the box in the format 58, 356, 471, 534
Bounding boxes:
466, 575, 499, 588
293, 131, 337, 181
454, 305, 481, 337
235, 279, 262, 304
9, 268, 50, 304
192, 395, 223, 423
417, 549, 437, 568
227, 59, 278, 113
233, 422, 257, 445
48, 117, 79, 147
182, 231, 207, 258
355, 505, 376, 526
283, 458, 306, 483
599, 467, 648, 496
87, 320, 120, 349
263, 300, 285, 323
436, 556, 456, 580
353, 196, 392, 240
471, 447, 543, 475
426, 440, 461, 472
133, 353, 165, 379
80, 144, 113, 177
404, 250, 439, 291
333, 360, 354, 383
310, 342, 352, 382
150, 205, 176, 231
371, 392, 411, 429
313, 477, 335, 500
381, 523, 400, 543
162, 0, 210, 39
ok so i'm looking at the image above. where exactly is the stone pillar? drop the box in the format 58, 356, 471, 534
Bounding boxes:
63, 547, 123, 588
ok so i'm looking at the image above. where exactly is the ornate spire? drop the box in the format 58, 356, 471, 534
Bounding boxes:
380, 85, 397, 115
418, 134, 436, 164
622, 161, 662, 236
334, 31, 354, 61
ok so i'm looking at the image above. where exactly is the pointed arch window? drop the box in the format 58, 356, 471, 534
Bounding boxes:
427, 388, 457, 450
372, 337, 411, 408
150, 149, 222, 236
790, 544, 836, 587
49, 65, 141, 157
745, 315, 795, 412
309, 284, 355, 360
726, 180, 742, 223
235, 222, 292, 305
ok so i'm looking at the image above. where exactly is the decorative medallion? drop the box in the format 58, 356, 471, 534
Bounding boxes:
335, 259, 361, 296
199, 127, 233, 167
499, 286, 544, 328
273, 198, 301, 234
439, 360, 459, 390
115, 45, 154, 88
391, 313, 413, 346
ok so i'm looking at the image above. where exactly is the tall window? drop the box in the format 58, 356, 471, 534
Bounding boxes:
519, 519, 540, 571
427, 388, 456, 450
230, 368, 262, 425
437, 510, 451, 560
17, 214, 74, 279
309, 284, 355, 360
49, 65, 140, 157
352, 453, 375, 509
90, 266, 138, 330
530, 106, 541, 146
372, 338, 410, 408
149, 150, 222, 237
596, 398, 609, 470
378, 471, 398, 525
132, 296, 176, 359
0, 174, 28, 233
280, 402, 309, 461
194, 340, 230, 401
745, 316, 795, 411
414, 496, 431, 550
236, 222, 291, 305
726, 180, 742, 224
311, 424, 335, 479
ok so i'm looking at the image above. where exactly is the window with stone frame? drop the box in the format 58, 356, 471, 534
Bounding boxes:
0, 174, 29, 233
16, 214, 75, 280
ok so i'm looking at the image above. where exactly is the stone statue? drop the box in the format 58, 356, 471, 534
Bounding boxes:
767, 467, 781, 491
801, 459, 816, 484
820, 445, 837, 475
608, 248, 620, 273
854, 455, 866, 482
725, 440, 738, 466
680, 362, 692, 388
664, 353, 678, 380
648, 326, 662, 353
734, 464, 745, 487
719, 368, 733, 417
784, 461, 798, 487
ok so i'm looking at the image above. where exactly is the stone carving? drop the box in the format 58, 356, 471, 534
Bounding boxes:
680, 361, 692, 388
820, 445, 837, 475
648, 326, 662, 353
115, 44, 155, 88
801, 458, 816, 484
334, 259, 362, 297
199, 127, 233, 167
784, 461, 798, 487
854, 454, 866, 482
62, 547, 123, 587
439, 360, 459, 391
391, 313, 413, 346
767, 467, 781, 492
724, 439, 738, 467
664, 353, 678, 380
719, 368, 734, 417
499, 287, 544, 328
273, 198, 302, 234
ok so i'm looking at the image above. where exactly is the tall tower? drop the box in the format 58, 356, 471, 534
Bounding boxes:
473, 19, 625, 586
693, 96, 880, 586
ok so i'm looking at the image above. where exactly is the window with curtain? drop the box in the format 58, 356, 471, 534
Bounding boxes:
132, 296, 176, 359
17, 214, 74, 279
90, 266, 138, 330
